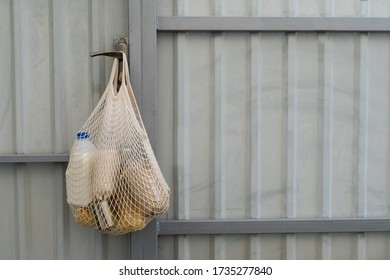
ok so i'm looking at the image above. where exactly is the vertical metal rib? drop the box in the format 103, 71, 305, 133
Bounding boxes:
286, 0, 298, 259
249, 0, 263, 260
50, 0, 65, 260
175, 27, 191, 260
129, 0, 143, 260
176, 2, 190, 222
321, 0, 334, 260
387, 33, 390, 230
12, 0, 27, 260
357, 0, 370, 260
8, 0, 18, 259
320, 32, 333, 260
88, 0, 106, 260
213, 0, 226, 260
175, 0, 190, 260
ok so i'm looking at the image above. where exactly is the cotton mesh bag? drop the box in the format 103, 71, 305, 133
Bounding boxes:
65, 53, 170, 234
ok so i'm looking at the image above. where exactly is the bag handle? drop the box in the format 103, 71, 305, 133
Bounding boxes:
108, 57, 120, 93
120, 52, 146, 132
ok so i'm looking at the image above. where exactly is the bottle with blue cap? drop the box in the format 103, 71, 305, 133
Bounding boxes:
66, 131, 97, 207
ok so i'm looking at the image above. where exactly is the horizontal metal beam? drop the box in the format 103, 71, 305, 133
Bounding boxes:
158, 218, 390, 235
157, 17, 390, 32
0, 154, 69, 163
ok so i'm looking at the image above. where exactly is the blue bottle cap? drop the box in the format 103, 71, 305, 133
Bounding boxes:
76, 131, 89, 139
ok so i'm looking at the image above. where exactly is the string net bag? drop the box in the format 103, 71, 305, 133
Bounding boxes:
65, 53, 170, 234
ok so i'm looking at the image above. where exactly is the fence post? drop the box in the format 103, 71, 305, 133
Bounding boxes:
129, 0, 158, 260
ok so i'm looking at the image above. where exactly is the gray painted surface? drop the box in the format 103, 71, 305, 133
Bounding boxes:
155, 0, 390, 260
157, 16, 390, 31
0, 0, 130, 259
1, 0, 390, 260
158, 218, 390, 235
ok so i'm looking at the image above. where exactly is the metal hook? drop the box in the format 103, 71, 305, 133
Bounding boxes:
90, 38, 128, 90
90, 51, 124, 60
90, 38, 128, 59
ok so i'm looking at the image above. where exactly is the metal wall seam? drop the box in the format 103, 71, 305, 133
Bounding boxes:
139, 0, 160, 249
158, 218, 390, 235
12, 0, 26, 156
52, 0, 68, 155
129, 0, 142, 110
141, 0, 158, 150
156, 17, 390, 32
129, 0, 159, 260
174, 0, 190, 260
12, 0, 27, 260
0, 154, 69, 163
50, 0, 65, 260
128, 0, 144, 260
387, 35, 390, 248
213, 0, 227, 260
52, 162, 65, 259
90, 0, 106, 119
88, 0, 106, 261
320, 0, 334, 260
174, 25, 191, 260
249, 0, 263, 260
388, 28, 390, 247
357, 1, 370, 260
0, 1, 18, 257
320, 33, 333, 260
0, 1, 14, 154
286, 0, 298, 260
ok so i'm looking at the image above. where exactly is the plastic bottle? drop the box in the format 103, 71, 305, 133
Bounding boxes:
66, 131, 97, 207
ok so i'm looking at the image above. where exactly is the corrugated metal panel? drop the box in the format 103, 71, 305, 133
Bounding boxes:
156, 0, 390, 259
0, 0, 129, 259
2, 0, 390, 260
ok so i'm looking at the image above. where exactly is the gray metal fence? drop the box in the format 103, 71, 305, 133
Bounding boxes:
0, 0, 130, 260
152, 0, 390, 260
1, 0, 390, 260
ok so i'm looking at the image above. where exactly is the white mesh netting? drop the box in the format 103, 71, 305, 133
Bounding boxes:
65, 54, 170, 234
